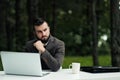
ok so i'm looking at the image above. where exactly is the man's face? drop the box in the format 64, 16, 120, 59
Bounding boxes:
34, 22, 50, 41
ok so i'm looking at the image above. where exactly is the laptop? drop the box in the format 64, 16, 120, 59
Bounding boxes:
81, 66, 120, 73
0, 51, 49, 76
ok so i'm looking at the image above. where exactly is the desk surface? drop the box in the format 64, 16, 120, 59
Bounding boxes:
0, 69, 120, 80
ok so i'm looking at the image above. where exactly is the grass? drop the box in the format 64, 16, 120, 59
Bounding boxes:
62, 55, 111, 68
0, 55, 111, 70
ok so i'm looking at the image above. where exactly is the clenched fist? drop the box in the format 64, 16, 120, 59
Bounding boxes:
33, 40, 45, 53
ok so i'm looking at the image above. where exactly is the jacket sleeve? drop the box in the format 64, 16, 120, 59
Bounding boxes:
41, 41, 65, 71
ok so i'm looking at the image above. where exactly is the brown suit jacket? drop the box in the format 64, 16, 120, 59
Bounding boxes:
24, 35, 65, 71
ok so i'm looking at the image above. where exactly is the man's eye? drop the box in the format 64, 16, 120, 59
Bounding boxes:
37, 31, 42, 33
44, 29, 47, 31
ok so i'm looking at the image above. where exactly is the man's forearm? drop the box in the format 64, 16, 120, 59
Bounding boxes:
41, 50, 64, 71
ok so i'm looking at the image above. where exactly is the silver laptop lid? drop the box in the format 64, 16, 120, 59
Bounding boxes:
0, 51, 43, 76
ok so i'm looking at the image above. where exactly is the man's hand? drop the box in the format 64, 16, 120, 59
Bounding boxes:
33, 40, 45, 53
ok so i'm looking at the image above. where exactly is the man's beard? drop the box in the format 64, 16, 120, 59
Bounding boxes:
37, 35, 50, 44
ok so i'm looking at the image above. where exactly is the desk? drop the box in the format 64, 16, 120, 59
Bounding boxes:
0, 69, 120, 80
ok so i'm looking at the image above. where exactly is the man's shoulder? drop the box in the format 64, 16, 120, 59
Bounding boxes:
51, 36, 64, 45
26, 39, 37, 45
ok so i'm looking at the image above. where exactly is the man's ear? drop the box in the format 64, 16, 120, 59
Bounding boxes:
48, 26, 50, 31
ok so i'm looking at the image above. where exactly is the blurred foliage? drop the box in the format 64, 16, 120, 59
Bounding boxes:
55, 0, 110, 56
0, 0, 110, 56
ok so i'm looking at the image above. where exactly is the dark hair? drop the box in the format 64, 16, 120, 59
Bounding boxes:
33, 18, 45, 26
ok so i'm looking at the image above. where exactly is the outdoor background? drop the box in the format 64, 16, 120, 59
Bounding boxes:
0, 0, 120, 70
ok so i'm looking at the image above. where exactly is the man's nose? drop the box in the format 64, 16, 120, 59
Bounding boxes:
42, 31, 46, 36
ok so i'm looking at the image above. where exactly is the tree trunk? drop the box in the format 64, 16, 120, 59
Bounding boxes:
110, 0, 120, 67
38, 0, 45, 19
15, 0, 23, 51
0, 0, 7, 51
27, 0, 39, 40
51, 0, 56, 36
91, 0, 99, 66
87, 0, 99, 66
5, 0, 13, 51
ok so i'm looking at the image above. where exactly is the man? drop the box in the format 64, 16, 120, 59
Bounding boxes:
24, 18, 65, 71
